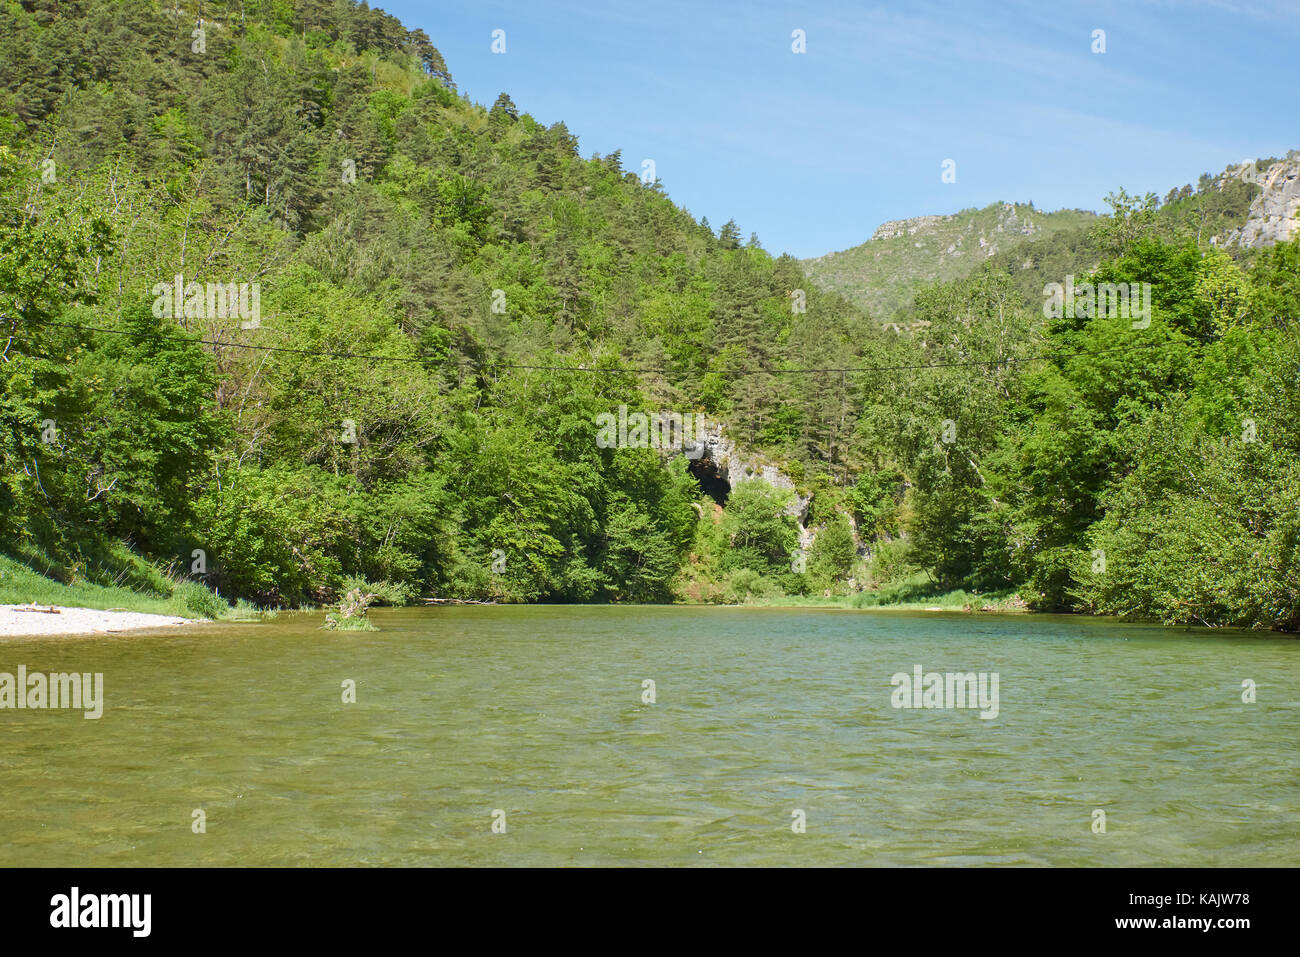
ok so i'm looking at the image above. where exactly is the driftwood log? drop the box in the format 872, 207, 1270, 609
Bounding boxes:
13, 604, 60, 614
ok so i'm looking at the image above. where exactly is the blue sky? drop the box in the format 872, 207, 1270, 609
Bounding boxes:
380, 0, 1299, 259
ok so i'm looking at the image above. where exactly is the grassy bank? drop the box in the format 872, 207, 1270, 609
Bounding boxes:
734, 573, 1027, 613
0, 550, 266, 622
0, 543, 1021, 621
740, 592, 1028, 612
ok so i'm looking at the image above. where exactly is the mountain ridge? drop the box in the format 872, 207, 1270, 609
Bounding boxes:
802, 153, 1300, 319
800, 201, 1098, 320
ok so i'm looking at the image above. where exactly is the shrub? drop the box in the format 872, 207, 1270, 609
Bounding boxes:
170, 580, 228, 620
323, 587, 378, 631
868, 537, 915, 585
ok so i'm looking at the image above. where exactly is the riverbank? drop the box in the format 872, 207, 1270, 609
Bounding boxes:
0, 552, 275, 637
0, 604, 209, 638
739, 591, 1029, 613
713, 574, 1029, 614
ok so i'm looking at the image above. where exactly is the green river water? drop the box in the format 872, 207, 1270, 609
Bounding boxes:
1, 606, 1296, 866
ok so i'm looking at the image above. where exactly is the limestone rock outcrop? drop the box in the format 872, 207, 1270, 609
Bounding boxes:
1213, 152, 1300, 248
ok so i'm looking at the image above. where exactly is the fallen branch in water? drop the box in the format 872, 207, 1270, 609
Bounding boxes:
421, 597, 498, 605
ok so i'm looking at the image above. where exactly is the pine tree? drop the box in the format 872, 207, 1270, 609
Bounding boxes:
489, 92, 518, 124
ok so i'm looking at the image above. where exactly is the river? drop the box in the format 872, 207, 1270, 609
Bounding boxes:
1, 606, 1296, 866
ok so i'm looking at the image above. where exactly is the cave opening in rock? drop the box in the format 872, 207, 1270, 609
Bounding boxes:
688, 456, 730, 506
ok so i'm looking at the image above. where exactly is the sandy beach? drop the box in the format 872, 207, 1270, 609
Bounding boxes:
0, 605, 206, 638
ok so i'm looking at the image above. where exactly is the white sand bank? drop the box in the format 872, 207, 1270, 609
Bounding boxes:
0, 604, 206, 637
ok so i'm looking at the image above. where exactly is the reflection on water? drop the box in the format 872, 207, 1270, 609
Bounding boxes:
1, 606, 1296, 866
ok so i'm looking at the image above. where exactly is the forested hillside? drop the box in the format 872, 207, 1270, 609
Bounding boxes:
2, 0, 1298, 629
0, 0, 898, 609
801, 202, 1098, 322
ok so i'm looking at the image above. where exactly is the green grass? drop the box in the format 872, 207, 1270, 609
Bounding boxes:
734, 573, 1025, 612
322, 614, 378, 631
2, 536, 1018, 622
849, 588, 1023, 612
0, 551, 269, 621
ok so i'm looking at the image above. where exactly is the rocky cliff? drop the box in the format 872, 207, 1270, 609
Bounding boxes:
1212, 152, 1300, 248
685, 419, 810, 521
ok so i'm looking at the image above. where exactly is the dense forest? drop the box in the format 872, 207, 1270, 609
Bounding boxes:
1, 0, 1298, 630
